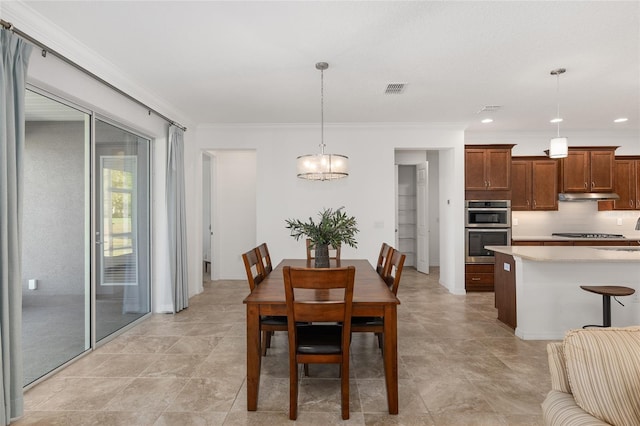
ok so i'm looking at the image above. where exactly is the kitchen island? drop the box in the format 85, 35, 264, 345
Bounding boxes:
486, 245, 640, 340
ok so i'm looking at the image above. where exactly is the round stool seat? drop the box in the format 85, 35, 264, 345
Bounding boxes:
580, 285, 635, 328
580, 285, 635, 297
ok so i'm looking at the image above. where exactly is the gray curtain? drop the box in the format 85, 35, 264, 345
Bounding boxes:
0, 29, 32, 424
166, 125, 189, 313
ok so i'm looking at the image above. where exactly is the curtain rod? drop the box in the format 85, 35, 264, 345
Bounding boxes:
1, 19, 187, 132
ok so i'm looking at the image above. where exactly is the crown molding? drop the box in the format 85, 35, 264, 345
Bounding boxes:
2, 1, 191, 128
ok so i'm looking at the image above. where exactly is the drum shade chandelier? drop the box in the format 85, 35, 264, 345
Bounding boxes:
548, 68, 568, 159
296, 62, 349, 180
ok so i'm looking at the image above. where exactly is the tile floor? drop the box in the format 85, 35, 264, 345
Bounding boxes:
15, 267, 554, 425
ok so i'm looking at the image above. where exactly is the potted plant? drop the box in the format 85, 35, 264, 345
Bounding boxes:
285, 207, 359, 268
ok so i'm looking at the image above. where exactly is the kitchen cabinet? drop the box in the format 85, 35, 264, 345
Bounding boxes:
560, 147, 616, 193
465, 145, 514, 192
511, 157, 558, 211
465, 263, 494, 292
494, 252, 516, 329
599, 157, 640, 210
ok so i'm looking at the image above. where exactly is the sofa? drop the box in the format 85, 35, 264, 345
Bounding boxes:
541, 326, 640, 426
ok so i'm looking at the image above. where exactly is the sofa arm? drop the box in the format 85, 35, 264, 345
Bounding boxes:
547, 342, 571, 393
542, 390, 610, 426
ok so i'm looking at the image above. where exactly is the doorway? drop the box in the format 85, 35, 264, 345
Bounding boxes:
395, 150, 440, 272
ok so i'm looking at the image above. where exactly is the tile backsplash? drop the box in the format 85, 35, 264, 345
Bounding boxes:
512, 202, 640, 237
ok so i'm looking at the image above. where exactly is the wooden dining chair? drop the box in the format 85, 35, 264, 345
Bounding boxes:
352, 249, 406, 349
375, 242, 393, 277
305, 238, 341, 261
257, 242, 273, 275
242, 247, 287, 356
283, 266, 355, 420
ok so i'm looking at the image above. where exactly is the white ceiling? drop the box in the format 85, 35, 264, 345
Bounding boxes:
16, 1, 640, 133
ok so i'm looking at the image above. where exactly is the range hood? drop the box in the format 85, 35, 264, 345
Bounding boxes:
558, 192, 620, 201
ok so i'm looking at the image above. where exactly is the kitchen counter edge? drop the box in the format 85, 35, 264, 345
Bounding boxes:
486, 245, 640, 262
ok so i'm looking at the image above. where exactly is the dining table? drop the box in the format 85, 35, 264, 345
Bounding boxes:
243, 258, 401, 414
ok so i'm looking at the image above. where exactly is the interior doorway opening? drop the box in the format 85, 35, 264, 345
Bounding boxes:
395, 149, 440, 272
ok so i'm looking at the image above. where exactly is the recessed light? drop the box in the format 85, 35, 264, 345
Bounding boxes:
550, 118, 563, 123
614, 117, 628, 123
481, 118, 493, 124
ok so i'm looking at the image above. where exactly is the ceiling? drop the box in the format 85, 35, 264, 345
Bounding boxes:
16, 1, 640, 133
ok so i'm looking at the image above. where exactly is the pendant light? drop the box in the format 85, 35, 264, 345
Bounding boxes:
548, 68, 568, 159
296, 62, 348, 180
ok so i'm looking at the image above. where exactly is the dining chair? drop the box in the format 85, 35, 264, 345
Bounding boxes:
242, 247, 287, 356
375, 242, 393, 277
257, 242, 273, 275
306, 238, 341, 261
351, 249, 406, 349
283, 265, 355, 420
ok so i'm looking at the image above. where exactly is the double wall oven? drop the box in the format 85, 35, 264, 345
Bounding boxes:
465, 200, 511, 263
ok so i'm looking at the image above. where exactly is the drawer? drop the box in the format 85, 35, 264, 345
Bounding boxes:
465, 272, 493, 285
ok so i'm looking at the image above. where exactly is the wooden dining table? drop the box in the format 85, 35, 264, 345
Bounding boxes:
243, 258, 401, 414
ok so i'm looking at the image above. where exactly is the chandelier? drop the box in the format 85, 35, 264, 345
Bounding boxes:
296, 62, 349, 180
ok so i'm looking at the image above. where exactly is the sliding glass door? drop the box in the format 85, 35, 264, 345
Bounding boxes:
22, 90, 152, 386
22, 89, 91, 385
94, 119, 150, 342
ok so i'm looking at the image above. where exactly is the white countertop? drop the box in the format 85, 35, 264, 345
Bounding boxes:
512, 235, 640, 241
486, 245, 640, 262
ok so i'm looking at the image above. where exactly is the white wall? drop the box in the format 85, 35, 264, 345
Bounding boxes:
209, 150, 257, 280
188, 124, 467, 295
7, 3, 196, 312
465, 130, 639, 156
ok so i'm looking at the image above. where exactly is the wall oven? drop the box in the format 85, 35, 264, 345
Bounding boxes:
465, 200, 511, 227
465, 200, 511, 263
465, 228, 511, 263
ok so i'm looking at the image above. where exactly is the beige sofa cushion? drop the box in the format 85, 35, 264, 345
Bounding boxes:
542, 390, 610, 426
547, 342, 571, 393
563, 327, 640, 426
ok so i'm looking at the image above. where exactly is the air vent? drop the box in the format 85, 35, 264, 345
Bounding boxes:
477, 105, 501, 113
385, 83, 407, 94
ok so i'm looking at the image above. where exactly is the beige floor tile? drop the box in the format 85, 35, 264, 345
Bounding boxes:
19, 268, 553, 425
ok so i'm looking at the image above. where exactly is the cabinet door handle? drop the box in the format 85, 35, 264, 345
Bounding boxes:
592, 181, 595, 188
533, 200, 536, 208
471, 277, 481, 281
584, 182, 588, 189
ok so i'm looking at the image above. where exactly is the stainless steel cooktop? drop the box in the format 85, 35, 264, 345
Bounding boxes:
552, 232, 626, 239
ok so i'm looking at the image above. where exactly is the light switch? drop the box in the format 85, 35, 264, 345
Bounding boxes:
503, 263, 511, 272
617, 218, 623, 226
513, 218, 519, 226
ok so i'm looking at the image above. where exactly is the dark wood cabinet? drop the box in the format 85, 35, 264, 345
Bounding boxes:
465, 145, 514, 197
494, 252, 516, 329
560, 147, 616, 193
608, 157, 640, 210
465, 263, 494, 292
511, 157, 558, 211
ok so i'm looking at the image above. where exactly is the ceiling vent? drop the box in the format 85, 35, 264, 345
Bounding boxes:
477, 105, 502, 113
385, 83, 407, 94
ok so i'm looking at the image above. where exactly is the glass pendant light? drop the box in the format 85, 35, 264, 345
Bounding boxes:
548, 68, 568, 159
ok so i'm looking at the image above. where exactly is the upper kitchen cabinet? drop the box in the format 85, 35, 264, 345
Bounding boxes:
599, 156, 640, 211
512, 157, 558, 211
560, 147, 617, 193
465, 144, 515, 200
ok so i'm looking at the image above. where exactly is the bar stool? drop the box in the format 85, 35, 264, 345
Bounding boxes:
580, 285, 635, 328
